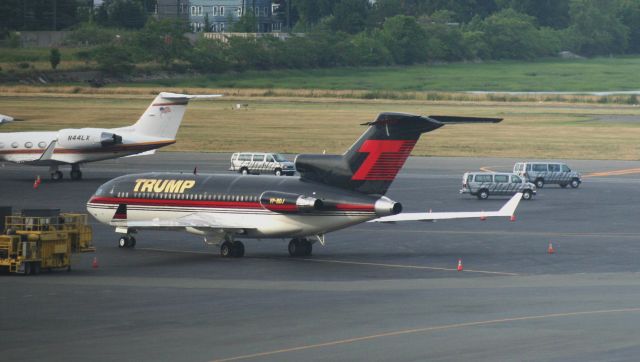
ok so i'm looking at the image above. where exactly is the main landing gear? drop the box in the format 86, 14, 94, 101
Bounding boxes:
118, 235, 136, 248
288, 238, 313, 257
49, 164, 83, 181
220, 240, 245, 258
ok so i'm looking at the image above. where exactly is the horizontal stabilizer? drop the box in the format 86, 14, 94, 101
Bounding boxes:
428, 115, 503, 124
0, 114, 24, 125
370, 192, 522, 223
158, 92, 223, 100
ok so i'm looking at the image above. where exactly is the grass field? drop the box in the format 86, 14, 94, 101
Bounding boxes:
2, 92, 640, 160
145, 57, 640, 93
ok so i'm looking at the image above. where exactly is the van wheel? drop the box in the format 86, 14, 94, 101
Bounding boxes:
477, 189, 489, 200
522, 190, 533, 200
570, 179, 580, 188
535, 179, 544, 188
274, 169, 282, 176
240, 168, 249, 175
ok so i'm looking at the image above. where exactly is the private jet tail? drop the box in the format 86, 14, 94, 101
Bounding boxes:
295, 112, 502, 195
131, 92, 221, 139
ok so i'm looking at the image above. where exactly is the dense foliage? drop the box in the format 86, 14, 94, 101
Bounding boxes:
3, 0, 640, 73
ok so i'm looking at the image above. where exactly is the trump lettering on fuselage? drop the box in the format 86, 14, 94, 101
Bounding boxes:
133, 179, 195, 193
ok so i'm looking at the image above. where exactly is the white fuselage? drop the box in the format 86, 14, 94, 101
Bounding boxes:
86, 201, 375, 239
0, 128, 174, 166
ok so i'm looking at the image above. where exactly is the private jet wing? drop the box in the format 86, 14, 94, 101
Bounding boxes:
370, 192, 522, 223
0, 114, 23, 125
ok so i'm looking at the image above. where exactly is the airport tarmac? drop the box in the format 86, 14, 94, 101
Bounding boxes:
2, 153, 640, 361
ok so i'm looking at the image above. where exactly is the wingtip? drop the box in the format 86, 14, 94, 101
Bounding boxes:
499, 192, 523, 216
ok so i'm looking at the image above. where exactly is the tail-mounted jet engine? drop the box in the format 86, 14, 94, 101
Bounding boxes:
260, 191, 323, 213
57, 128, 123, 149
374, 196, 402, 217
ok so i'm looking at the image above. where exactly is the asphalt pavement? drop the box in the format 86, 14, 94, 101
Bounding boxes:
2, 153, 640, 361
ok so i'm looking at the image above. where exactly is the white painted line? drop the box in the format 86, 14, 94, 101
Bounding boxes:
211, 307, 640, 361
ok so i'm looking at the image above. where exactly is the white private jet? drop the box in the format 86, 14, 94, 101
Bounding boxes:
0, 92, 218, 180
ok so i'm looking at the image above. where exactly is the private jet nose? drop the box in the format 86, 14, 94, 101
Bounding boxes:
374, 196, 402, 216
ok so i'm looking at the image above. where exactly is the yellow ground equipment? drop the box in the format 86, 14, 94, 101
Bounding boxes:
0, 212, 94, 275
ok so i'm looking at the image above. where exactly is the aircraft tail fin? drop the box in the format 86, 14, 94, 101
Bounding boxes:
131, 92, 221, 139
295, 112, 501, 195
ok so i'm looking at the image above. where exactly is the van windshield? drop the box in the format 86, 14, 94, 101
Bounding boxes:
273, 154, 287, 162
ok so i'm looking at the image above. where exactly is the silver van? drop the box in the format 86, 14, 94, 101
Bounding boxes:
461, 172, 536, 200
513, 162, 581, 188
230, 152, 296, 176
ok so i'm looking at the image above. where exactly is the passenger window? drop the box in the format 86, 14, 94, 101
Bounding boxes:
267, 155, 275, 162
511, 175, 522, 183
25, 142, 33, 148
253, 154, 265, 162
494, 175, 509, 183
11, 142, 18, 148
238, 154, 251, 161
475, 175, 492, 182
533, 164, 547, 172
526, 164, 531, 171
548, 164, 560, 172
466, 175, 473, 183
562, 165, 571, 172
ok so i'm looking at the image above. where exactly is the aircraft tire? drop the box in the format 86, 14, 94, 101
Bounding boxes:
301, 240, 312, 256
232, 241, 245, 257
51, 171, 63, 181
288, 239, 300, 257
70, 170, 82, 180
220, 241, 233, 257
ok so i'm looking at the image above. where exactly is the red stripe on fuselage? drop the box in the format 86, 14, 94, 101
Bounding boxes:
88, 197, 375, 212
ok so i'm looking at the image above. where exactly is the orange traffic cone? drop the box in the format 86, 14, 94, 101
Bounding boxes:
92, 257, 99, 269
510, 214, 516, 222
33, 175, 41, 189
547, 242, 555, 254
480, 211, 487, 221
457, 258, 464, 272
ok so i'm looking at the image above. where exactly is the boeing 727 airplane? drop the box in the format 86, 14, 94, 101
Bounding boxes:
0, 92, 218, 180
87, 112, 522, 257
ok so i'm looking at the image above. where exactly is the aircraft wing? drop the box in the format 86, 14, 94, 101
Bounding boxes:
116, 212, 255, 230
370, 192, 522, 223
0, 114, 23, 126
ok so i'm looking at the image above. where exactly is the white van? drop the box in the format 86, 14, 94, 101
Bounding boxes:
513, 162, 581, 188
229, 152, 296, 176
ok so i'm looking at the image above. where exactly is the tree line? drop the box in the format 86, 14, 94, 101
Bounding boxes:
3, 0, 640, 74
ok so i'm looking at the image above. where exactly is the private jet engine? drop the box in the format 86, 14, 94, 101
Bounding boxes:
260, 191, 323, 213
57, 128, 123, 149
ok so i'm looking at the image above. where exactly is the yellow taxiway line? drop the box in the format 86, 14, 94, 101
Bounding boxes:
211, 307, 640, 361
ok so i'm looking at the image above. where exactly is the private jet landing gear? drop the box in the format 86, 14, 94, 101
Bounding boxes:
118, 235, 136, 248
220, 241, 245, 258
50, 166, 63, 181
70, 164, 82, 180
288, 238, 312, 257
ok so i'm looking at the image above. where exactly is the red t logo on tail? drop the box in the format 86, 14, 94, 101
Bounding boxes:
352, 140, 417, 180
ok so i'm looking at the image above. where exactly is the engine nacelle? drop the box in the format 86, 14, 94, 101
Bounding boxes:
260, 191, 323, 213
374, 196, 403, 216
57, 128, 123, 149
